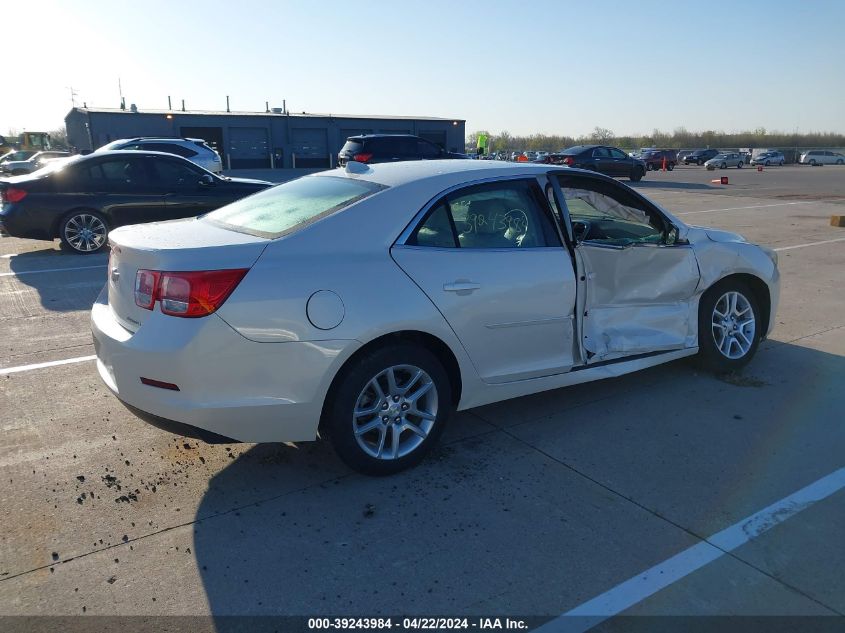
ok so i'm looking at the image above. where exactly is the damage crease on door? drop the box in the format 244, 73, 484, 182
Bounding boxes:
579, 244, 700, 360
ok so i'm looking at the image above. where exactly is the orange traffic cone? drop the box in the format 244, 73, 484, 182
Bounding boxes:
662, 156, 667, 172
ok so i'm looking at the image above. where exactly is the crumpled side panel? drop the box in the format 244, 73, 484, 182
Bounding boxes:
579, 244, 700, 359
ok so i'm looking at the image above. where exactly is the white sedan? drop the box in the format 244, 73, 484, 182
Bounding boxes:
92, 160, 780, 475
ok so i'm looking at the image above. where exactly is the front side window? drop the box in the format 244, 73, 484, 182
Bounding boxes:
205, 176, 384, 238
556, 176, 665, 246
609, 148, 628, 159
409, 180, 561, 249
592, 148, 610, 158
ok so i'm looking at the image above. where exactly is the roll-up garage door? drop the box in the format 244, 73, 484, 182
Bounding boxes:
229, 127, 270, 169
291, 128, 329, 168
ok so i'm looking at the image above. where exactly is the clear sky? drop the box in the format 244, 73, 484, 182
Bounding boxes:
3, 0, 843, 138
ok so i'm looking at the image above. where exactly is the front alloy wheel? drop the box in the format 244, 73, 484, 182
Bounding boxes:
61, 212, 108, 253
697, 280, 761, 372
711, 291, 756, 360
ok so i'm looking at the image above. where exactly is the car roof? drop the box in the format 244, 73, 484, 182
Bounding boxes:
315, 158, 583, 189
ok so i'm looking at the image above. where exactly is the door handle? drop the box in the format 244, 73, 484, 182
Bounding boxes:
443, 281, 480, 294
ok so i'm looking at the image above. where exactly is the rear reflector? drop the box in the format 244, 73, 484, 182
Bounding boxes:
135, 268, 248, 317
3, 187, 28, 203
140, 377, 180, 391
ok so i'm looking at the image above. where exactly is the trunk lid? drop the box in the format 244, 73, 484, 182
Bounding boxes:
107, 217, 269, 332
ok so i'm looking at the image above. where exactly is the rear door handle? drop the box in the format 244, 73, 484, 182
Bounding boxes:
443, 281, 480, 294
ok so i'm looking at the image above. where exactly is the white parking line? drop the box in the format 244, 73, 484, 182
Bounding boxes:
0, 355, 97, 375
773, 237, 845, 252
0, 264, 106, 277
677, 201, 814, 216
536, 466, 845, 632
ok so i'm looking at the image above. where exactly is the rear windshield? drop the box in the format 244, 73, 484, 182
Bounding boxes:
340, 140, 364, 154
204, 176, 385, 238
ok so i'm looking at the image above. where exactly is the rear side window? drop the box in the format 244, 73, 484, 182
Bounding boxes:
408, 180, 561, 249
205, 176, 385, 238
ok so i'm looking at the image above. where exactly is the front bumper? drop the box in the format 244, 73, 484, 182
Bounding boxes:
91, 288, 360, 443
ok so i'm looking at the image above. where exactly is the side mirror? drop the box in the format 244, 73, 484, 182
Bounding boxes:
665, 224, 679, 246
198, 174, 215, 187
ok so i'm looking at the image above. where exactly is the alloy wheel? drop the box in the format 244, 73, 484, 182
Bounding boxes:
352, 365, 438, 460
64, 214, 107, 252
711, 291, 756, 359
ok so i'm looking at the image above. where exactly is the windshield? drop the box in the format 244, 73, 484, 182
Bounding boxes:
204, 175, 385, 238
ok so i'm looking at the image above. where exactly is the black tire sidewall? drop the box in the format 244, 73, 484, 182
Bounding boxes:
697, 279, 762, 372
325, 343, 452, 475
629, 166, 644, 181
59, 210, 109, 254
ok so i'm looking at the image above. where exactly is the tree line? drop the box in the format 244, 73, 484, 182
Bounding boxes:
468, 127, 845, 152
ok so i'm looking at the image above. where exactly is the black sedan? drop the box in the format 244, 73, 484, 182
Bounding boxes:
683, 149, 720, 165
553, 145, 646, 181
0, 151, 272, 253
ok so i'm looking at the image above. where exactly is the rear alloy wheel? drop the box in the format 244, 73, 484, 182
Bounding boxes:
697, 280, 761, 372
60, 211, 108, 253
325, 344, 451, 475
737, 161, 743, 168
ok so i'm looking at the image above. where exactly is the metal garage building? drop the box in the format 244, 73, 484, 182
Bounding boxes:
65, 107, 466, 169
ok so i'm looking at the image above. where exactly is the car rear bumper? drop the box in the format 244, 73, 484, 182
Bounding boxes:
91, 288, 360, 443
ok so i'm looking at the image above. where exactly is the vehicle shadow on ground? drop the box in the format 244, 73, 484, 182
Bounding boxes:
190, 341, 845, 621
7, 248, 107, 313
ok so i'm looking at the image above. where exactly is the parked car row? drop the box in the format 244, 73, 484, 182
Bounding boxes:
0, 151, 271, 253
0, 150, 71, 175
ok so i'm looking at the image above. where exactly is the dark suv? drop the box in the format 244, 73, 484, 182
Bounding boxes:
684, 149, 720, 166
641, 149, 678, 171
337, 134, 466, 166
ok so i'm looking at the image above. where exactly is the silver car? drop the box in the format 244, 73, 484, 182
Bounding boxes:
799, 150, 845, 166
704, 152, 744, 169
92, 160, 779, 475
96, 137, 223, 173
751, 151, 785, 166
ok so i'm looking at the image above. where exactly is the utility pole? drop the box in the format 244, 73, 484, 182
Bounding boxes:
67, 86, 78, 108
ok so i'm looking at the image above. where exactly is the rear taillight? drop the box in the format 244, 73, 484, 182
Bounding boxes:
134, 269, 247, 317
562, 156, 574, 166
3, 187, 28, 203
134, 270, 160, 309
352, 152, 373, 163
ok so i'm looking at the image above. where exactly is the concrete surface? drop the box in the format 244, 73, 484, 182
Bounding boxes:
0, 165, 844, 627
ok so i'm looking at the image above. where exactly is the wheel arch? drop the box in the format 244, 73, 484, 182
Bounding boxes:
319, 330, 463, 431
705, 272, 772, 337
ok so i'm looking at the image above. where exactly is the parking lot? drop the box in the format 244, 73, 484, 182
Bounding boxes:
1, 164, 844, 627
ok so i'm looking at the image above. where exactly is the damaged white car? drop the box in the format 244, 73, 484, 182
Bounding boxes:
92, 161, 779, 475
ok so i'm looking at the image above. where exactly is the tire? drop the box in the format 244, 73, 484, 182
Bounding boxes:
837, 159, 844, 165
719, 162, 726, 169
646, 163, 653, 171
697, 279, 762, 373
809, 159, 817, 166
764, 160, 770, 166
780, 161, 785, 166
59, 210, 109, 254
698, 159, 704, 166
629, 166, 644, 182
737, 161, 743, 169
323, 343, 452, 475
667, 162, 675, 171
